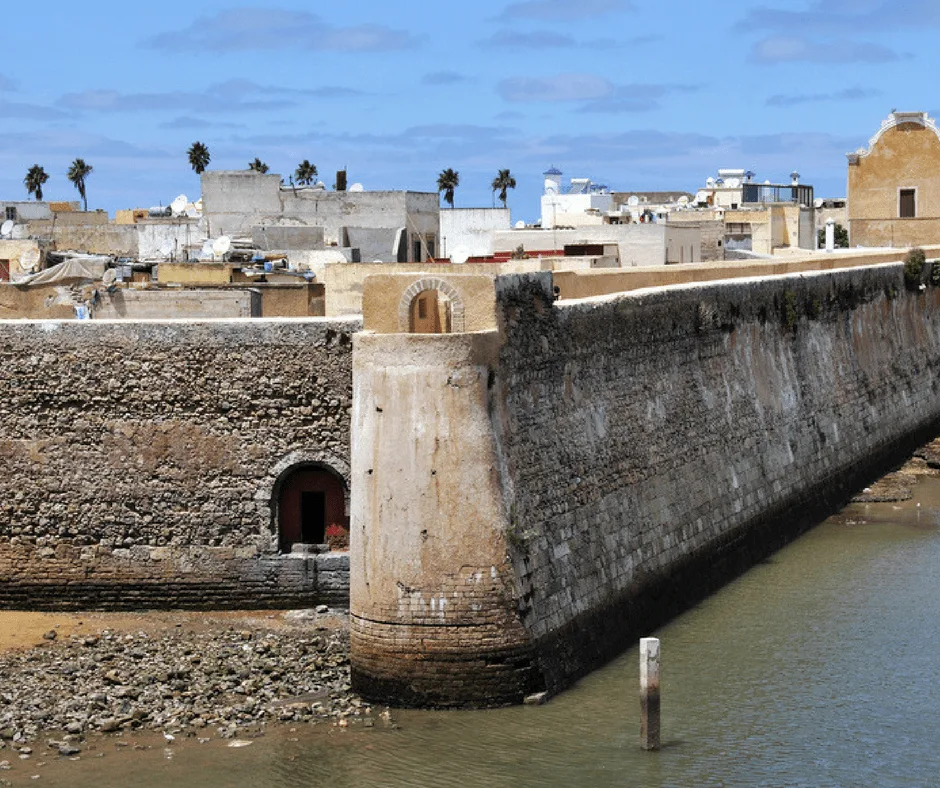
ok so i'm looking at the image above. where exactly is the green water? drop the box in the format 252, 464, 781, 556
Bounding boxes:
16, 480, 940, 787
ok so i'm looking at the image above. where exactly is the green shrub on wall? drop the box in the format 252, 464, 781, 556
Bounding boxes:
904, 248, 926, 291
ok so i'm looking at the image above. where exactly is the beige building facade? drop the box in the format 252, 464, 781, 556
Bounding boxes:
848, 111, 940, 247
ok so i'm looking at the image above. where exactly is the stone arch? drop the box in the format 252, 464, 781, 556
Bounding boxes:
398, 277, 466, 333
257, 450, 351, 551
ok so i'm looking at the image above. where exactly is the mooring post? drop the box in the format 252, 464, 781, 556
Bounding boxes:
640, 637, 661, 751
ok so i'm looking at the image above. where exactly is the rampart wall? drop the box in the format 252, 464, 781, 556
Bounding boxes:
0, 318, 357, 609
351, 263, 940, 706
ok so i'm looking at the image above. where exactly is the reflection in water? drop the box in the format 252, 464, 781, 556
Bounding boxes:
31, 481, 940, 787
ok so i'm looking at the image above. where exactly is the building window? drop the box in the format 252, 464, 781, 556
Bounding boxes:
900, 188, 916, 218
4, 207, 15, 222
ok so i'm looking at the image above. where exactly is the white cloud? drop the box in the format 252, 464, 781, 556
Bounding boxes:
766, 87, 881, 107
751, 35, 897, 63
145, 8, 422, 53
422, 72, 469, 86
739, 0, 940, 33
57, 80, 362, 114
479, 30, 576, 49
498, 74, 613, 102
0, 101, 66, 120
499, 0, 631, 20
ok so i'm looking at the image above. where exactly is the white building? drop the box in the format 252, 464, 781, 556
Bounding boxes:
693, 169, 756, 209
439, 208, 511, 260
540, 168, 614, 229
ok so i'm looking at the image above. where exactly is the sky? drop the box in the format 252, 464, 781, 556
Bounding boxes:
1, 0, 937, 223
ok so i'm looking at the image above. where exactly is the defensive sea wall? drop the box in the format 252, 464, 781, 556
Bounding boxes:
350, 263, 940, 706
0, 318, 356, 609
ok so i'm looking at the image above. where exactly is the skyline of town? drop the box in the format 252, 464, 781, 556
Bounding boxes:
3, 1, 938, 218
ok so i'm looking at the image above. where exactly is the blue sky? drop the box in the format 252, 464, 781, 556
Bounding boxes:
1, 0, 936, 222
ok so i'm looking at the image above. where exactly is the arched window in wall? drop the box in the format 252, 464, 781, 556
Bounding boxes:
277, 465, 347, 552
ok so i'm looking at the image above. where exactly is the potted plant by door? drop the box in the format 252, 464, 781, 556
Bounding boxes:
325, 523, 349, 551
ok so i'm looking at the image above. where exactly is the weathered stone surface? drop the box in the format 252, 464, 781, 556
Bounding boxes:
0, 318, 356, 609
351, 264, 940, 706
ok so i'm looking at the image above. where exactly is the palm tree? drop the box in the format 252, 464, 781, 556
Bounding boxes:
187, 141, 211, 174
437, 168, 459, 208
295, 159, 318, 186
24, 165, 49, 202
491, 169, 517, 208
67, 159, 93, 211
248, 158, 269, 174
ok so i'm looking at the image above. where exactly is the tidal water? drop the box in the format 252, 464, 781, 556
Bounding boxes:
24, 478, 940, 787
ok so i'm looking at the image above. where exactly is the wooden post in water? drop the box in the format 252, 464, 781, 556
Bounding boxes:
640, 637, 661, 751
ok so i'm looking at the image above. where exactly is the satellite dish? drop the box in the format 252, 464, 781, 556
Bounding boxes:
20, 248, 40, 272
102, 269, 117, 286
544, 179, 559, 195
159, 241, 174, 258
0, 220, 13, 238
314, 181, 326, 190
515, 220, 525, 229
627, 195, 640, 207
200, 240, 215, 260
170, 194, 188, 215
677, 196, 689, 206
450, 246, 470, 265
212, 236, 232, 256
348, 183, 364, 192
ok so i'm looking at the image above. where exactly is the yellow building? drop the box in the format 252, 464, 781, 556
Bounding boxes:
848, 112, 940, 247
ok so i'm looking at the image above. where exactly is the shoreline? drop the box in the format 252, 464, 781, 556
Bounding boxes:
0, 608, 376, 776
1, 440, 939, 779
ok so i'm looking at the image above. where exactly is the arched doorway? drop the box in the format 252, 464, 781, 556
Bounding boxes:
398, 277, 466, 333
409, 289, 453, 334
277, 466, 347, 552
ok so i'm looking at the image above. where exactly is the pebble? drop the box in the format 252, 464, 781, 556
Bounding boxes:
0, 625, 355, 746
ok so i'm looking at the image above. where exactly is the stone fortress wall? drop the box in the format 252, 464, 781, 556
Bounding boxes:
5, 255, 940, 708
350, 263, 940, 706
0, 318, 357, 609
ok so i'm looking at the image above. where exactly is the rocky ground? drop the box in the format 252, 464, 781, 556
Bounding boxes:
850, 438, 940, 503
0, 608, 371, 770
